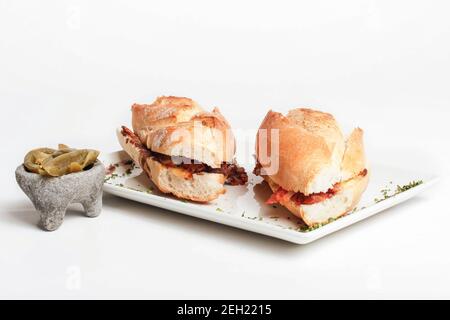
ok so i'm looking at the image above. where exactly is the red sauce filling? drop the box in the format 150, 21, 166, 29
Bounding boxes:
265, 169, 368, 206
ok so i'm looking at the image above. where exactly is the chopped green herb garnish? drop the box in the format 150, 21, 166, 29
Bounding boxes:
396, 180, 423, 192
374, 180, 423, 203
298, 217, 338, 232
104, 173, 119, 182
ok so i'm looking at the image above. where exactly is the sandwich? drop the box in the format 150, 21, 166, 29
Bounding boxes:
117, 96, 247, 202
254, 108, 369, 226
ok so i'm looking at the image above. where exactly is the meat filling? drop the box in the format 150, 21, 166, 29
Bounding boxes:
151, 152, 248, 186
121, 126, 247, 185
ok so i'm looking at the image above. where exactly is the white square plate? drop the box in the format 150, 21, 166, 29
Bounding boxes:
102, 151, 438, 244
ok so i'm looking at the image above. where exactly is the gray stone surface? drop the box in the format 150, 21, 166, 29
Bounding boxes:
15, 161, 105, 231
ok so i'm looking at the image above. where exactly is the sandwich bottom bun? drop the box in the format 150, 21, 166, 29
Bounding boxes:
117, 127, 226, 203
144, 157, 226, 203
265, 173, 369, 226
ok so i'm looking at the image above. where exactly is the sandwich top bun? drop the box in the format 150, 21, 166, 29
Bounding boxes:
132, 96, 235, 168
256, 108, 350, 195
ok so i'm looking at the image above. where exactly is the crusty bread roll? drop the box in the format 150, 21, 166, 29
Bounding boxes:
117, 127, 227, 202
118, 96, 245, 203
132, 96, 235, 168
255, 108, 369, 225
256, 109, 345, 195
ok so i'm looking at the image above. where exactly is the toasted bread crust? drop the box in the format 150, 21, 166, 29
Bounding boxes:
132, 96, 235, 168
132, 96, 203, 131
341, 128, 367, 181
145, 157, 226, 203
256, 109, 345, 195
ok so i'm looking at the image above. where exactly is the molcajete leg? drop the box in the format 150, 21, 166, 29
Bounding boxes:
82, 194, 103, 218
39, 206, 67, 231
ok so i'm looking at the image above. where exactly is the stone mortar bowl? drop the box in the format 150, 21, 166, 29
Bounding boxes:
15, 161, 105, 231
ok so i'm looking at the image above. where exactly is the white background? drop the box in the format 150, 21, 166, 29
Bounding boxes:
1, 0, 449, 299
